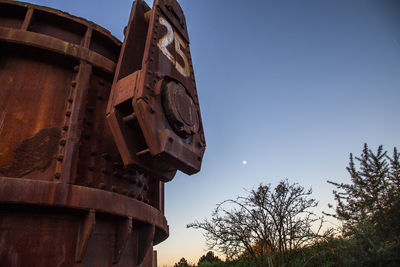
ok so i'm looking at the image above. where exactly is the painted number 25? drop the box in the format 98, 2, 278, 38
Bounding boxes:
157, 17, 190, 78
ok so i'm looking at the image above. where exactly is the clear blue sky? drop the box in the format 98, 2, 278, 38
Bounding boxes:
27, 0, 400, 265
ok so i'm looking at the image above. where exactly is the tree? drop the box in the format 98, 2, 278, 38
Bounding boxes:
326, 144, 400, 265
173, 257, 194, 267
327, 144, 400, 238
198, 251, 222, 266
188, 179, 325, 267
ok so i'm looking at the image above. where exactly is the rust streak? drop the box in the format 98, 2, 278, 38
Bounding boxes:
0, 111, 5, 136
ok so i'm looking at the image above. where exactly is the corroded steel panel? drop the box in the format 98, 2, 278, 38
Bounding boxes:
107, 0, 206, 182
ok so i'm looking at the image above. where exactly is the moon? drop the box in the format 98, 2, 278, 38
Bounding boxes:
242, 160, 247, 165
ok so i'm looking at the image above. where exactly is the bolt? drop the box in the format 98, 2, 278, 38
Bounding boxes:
59, 139, 66, 146
99, 79, 105, 85
73, 66, 80, 72
65, 111, 71, 117
101, 153, 109, 159
57, 155, 64, 162
54, 172, 61, 179
62, 125, 69, 131
71, 81, 77, 87
68, 98, 73, 103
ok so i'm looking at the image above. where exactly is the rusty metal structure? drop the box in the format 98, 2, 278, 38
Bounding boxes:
0, 0, 205, 266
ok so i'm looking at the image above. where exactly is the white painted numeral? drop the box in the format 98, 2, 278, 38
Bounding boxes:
157, 17, 190, 77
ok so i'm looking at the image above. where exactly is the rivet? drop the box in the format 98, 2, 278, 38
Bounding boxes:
101, 153, 109, 159
113, 171, 121, 178
65, 111, 71, 117
71, 81, 77, 87
143, 184, 148, 191
197, 157, 201, 161
137, 195, 143, 201
57, 155, 64, 162
54, 172, 61, 179
168, 137, 173, 144
150, 107, 155, 114
62, 125, 69, 131
121, 189, 128, 195
73, 66, 80, 72
68, 98, 73, 103
99, 183, 106, 189
99, 79, 105, 85
59, 139, 66, 146
111, 185, 117, 192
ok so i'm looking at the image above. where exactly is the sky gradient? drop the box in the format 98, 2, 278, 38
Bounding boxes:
26, 0, 400, 266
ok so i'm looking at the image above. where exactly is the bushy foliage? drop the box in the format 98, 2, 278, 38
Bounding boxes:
326, 144, 400, 266
173, 257, 195, 267
198, 251, 222, 266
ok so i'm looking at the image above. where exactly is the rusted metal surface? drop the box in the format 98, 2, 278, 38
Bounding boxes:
107, 0, 206, 182
0, 0, 206, 265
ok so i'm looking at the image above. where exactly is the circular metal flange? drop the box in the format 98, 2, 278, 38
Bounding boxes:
162, 80, 199, 138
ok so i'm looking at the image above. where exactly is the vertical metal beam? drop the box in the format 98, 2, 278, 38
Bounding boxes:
21, 7, 33, 31
75, 209, 96, 262
61, 61, 92, 183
